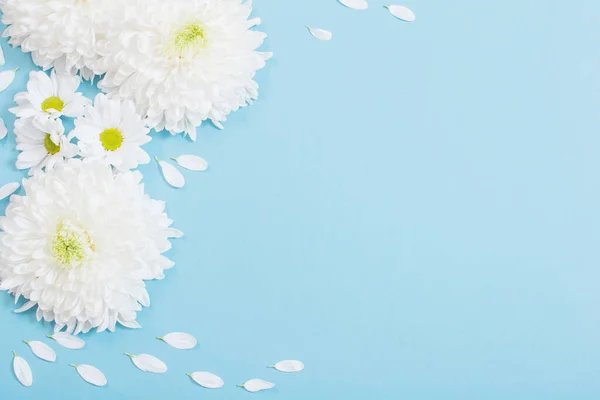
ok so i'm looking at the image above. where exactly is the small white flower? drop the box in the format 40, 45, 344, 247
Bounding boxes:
72, 94, 151, 171
10, 70, 89, 121
14, 117, 77, 175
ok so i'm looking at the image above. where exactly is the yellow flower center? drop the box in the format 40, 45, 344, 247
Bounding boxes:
44, 134, 61, 155
171, 22, 207, 58
100, 128, 123, 151
41, 96, 65, 113
51, 221, 95, 269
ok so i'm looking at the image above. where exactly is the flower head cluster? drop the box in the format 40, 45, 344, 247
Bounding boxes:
11, 70, 88, 175
0, 160, 182, 334
10, 70, 151, 174
0, 0, 271, 142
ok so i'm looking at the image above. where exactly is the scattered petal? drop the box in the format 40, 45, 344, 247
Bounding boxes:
306, 26, 332, 41
0, 182, 20, 200
0, 44, 5, 66
238, 379, 275, 393
157, 332, 197, 350
71, 364, 107, 387
0, 118, 7, 140
384, 5, 416, 22
338, 0, 369, 10
12, 352, 32, 387
0, 68, 18, 92
14, 301, 35, 313
171, 155, 208, 172
156, 157, 185, 188
188, 372, 224, 389
47, 332, 85, 350
125, 353, 167, 373
271, 360, 305, 373
24, 341, 56, 362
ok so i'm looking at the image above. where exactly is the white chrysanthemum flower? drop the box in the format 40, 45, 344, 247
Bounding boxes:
0, 160, 182, 334
14, 117, 77, 175
0, 0, 116, 79
10, 70, 90, 121
72, 94, 151, 171
96, 0, 271, 140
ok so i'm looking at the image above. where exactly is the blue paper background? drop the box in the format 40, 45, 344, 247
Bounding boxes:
1, 1, 600, 399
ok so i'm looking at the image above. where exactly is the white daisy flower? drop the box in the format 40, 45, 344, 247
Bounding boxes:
96, 0, 271, 141
0, 0, 117, 79
14, 117, 78, 175
10, 70, 90, 121
0, 159, 183, 334
72, 94, 151, 171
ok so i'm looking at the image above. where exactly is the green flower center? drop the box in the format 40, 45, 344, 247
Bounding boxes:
172, 23, 207, 57
51, 221, 95, 269
100, 128, 123, 151
44, 134, 61, 155
41, 96, 65, 113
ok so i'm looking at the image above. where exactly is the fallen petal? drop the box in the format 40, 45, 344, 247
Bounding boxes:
156, 157, 185, 188
157, 332, 197, 350
0, 117, 7, 140
71, 364, 107, 387
125, 353, 167, 373
0, 182, 20, 200
272, 360, 305, 372
172, 155, 208, 171
306, 26, 332, 41
188, 371, 224, 389
24, 340, 56, 362
12, 352, 32, 387
238, 379, 275, 393
0, 68, 18, 92
339, 0, 368, 10
48, 332, 85, 350
384, 5, 416, 22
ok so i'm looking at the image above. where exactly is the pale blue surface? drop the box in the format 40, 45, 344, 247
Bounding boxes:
1, 0, 600, 398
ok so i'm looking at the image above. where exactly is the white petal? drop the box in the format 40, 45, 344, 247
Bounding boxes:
12, 352, 32, 387
306, 26, 332, 41
117, 317, 142, 329
24, 341, 56, 362
48, 332, 85, 349
14, 301, 36, 314
158, 332, 197, 350
272, 360, 304, 372
172, 155, 208, 171
0, 118, 7, 140
338, 0, 368, 10
188, 372, 224, 389
239, 379, 275, 393
72, 364, 107, 387
0, 68, 18, 92
0, 44, 5, 66
0, 182, 20, 200
126, 353, 167, 373
385, 5, 416, 22
156, 158, 185, 188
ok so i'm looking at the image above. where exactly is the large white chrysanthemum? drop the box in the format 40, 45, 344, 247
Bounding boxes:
0, 160, 182, 334
0, 0, 116, 79
96, 0, 271, 140
72, 94, 151, 171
